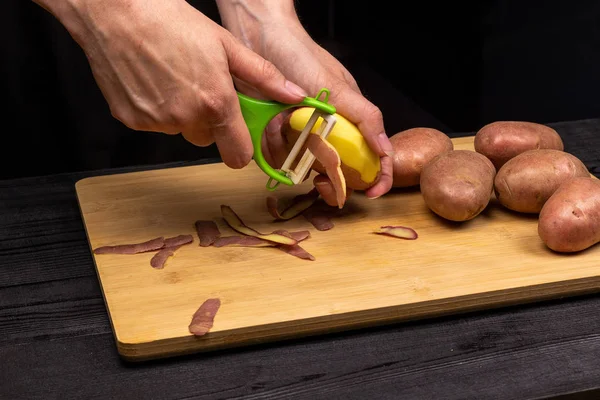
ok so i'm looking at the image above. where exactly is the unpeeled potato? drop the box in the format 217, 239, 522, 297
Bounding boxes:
420, 150, 496, 222
474, 121, 564, 170
538, 177, 600, 252
389, 127, 454, 187
494, 149, 589, 213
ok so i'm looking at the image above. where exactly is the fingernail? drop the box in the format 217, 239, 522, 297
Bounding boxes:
285, 80, 308, 98
314, 181, 329, 186
367, 194, 382, 200
377, 132, 395, 157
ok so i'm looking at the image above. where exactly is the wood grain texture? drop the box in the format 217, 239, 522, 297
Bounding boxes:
74, 136, 600, 361
3, 120, 600, 399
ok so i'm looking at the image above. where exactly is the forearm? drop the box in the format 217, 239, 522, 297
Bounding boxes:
215, 0, 302, 52
31, 0, 138, 46
31, 0, 80, 26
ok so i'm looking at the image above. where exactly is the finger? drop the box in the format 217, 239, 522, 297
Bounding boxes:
314, 174, 353, 207
261, 128, 275, 169
330, 86, 394, 160
365, 155, 393, 199
222, 34, 308, 104
212, 102, 254, 169
265, 113, 289, 169
341, 68, 362, 93
232, 76, 265, 100
183, 83, 254, 170
181, 128, 214, 147
328, 86, 394, 198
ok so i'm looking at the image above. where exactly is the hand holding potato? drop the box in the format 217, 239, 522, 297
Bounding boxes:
216, 0, 394, 206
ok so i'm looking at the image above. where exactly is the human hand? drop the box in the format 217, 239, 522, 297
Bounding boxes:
38, 0, 308, 169
216, 0, 394, 204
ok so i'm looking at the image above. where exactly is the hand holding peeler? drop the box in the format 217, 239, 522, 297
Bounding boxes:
237, 88, 337, 191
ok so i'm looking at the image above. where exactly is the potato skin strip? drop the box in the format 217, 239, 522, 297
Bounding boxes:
93, 237, 166, 254
195, 220, 221, 247
189, 298, 221, 336
266, 188, 320, 221
306, 133, 347, 208
374, 226, 418, 240
220, 205, 297, 246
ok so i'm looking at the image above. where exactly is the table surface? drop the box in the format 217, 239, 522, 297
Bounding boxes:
2, 119, 600, 400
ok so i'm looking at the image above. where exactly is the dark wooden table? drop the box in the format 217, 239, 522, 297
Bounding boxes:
2, 119, 600, 400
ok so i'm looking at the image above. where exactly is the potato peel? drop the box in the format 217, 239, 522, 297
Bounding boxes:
273, 230, 315, 261
150, 244, 184, 269
306, 133, 347, 208
213, 229, 314, 260
150, 234, 194, 269
266, 187, 320, 221
278, 243, 315, 261
213, 230, 310, 248
213, 236, 273, 248
194, 220, 221, 247
188, 298, 221, 336
375, 226, 418, 240
93, 237, 166, 254
220, 205, 297, 246
302, 200, 337, 231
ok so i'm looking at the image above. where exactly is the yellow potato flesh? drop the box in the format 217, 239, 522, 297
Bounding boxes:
289, 107, 381, 184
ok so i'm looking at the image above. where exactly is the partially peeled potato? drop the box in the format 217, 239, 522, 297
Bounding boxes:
280, 107, 382, 191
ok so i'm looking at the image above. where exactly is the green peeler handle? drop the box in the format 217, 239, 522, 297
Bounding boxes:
237, 88, 336, 190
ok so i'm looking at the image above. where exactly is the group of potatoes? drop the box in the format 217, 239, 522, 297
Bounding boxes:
387, 121, 600, 253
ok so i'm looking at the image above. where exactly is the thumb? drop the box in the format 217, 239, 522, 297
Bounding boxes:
222, 34, 308, 104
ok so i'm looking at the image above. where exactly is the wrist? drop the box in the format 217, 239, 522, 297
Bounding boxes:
31, 0, 137, 47
31, 0, 80, 24
216, 0, 299, 22
216, 0, 303, 53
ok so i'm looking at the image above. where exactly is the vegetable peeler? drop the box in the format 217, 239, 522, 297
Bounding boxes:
237, 88, 337, 191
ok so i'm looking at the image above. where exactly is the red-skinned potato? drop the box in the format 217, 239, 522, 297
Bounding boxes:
389, 127, 454, 187
474, 121, 564, 170
281, 107, 382, 191
420, 150, 496, 222
494, 149, 589, 214
538, 177, 600, 253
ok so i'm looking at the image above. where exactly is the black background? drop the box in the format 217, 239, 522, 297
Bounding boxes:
1, 0, 599, 180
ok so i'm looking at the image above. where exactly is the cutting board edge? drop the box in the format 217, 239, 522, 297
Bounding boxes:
73, 189, 125, 345
116, 275, 600, 362
74, 161, 222, 189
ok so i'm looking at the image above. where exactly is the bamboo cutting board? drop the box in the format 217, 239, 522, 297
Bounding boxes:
75, 136, 600, 361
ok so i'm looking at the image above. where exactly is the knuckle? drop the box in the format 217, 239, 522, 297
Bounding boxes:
259, 59, 280, 80
109, 107, 129, 125
364, 103, 383, 122
110, 107, 146, 131
182, 129, 213, 147
163, 104, 191, 130
200, 95, 230, 125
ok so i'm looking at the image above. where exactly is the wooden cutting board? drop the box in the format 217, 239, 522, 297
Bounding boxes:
75, 136, 600, 361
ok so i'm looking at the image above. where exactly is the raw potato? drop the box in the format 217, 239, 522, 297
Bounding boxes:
420, 150, 496, 222
281, 107, 381, 190
389, 127, 454, 187
538, 177, 600, 253
474, 121, 564, 170
494, 149, 589, 214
